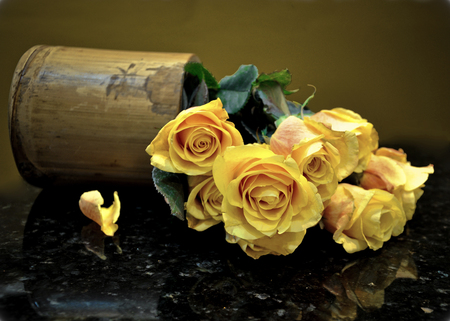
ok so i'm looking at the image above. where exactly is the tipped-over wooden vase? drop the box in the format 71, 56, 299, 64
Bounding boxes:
8, 45, 200, 186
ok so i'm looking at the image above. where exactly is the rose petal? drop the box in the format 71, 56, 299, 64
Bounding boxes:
270, 116, 317, 157
375, 147, 407, 163
400, 163, 434, 192
309, 108, 379, 174
213, 145, 280, 196
322, 185, 355, 233
79, 190, 120, 236
226, 230, 308, 259
361, 155, 406, 192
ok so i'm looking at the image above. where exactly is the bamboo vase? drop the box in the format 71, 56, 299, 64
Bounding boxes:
9, 45, 200, 186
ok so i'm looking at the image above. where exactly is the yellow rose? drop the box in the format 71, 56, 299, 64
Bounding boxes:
213, 144, 323, 243
302, 116, 360, 180
270, 116, 318, 158
270, 115, 358, 182
185, 175, 223, 231
289, 136, 340, 204
322, 183, 406, 253
309, 108, 379, 172
146, 99, 244, 175
225, 231, 307, 259
360, 148, 434, 220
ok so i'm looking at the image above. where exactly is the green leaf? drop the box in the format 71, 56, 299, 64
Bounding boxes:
192, 79, 209, 107
261, 126, 274, 144
217, 90, 250, 114
287, 100, 302, 115
274, 106, 315, 128
279, 85, 317, 121
152, 167, 186, 221
220, 64, 259, 91
287, 100, 315, 117
217, 64, 259, 114
283, 88, 299, 95
253, 70, 298, 118
184, 62, 220, 90
256, 81, 291, 116
261, 127, 268, 137
275, 114, 289, 128
181, 88, 189, 110
253, 69, 292, 89
240, 119, 263, 143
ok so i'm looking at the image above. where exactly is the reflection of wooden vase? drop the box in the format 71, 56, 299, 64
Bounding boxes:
9, 45, 200, 186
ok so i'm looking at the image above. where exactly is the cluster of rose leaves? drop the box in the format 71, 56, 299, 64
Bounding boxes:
146, 63, 434, 259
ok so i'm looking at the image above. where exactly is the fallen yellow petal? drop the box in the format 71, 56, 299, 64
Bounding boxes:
421, 307, 433, 313
79, 190, 121, 236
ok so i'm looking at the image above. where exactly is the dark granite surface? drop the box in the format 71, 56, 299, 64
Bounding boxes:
0, 150, 449, 321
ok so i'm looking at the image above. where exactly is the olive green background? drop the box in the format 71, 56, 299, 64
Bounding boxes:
1, 0, 449, 194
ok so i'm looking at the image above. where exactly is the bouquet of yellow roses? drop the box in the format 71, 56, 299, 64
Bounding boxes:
145, 63, 434, 259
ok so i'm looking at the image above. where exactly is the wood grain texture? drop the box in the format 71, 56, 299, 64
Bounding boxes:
9, 45, 200, 186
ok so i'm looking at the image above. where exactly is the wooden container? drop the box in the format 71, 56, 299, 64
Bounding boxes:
8, 45, 200, 186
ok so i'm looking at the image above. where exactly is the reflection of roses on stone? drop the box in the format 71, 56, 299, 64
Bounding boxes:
147, 99, 433, 259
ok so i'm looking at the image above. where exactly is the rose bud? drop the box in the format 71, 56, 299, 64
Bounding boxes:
185, 175, 223, 231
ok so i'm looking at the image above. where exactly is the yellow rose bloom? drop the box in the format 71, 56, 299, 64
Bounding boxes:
270, 117, 340, 202
213, 144, 323, 242
146, 99, 244, 175
289, 136, 340, 204
271, 115, 359, 182
309, 108, 379, 173
185, 175, 223, 231
360, 148, 434, 220
225, 231, 307, 259
270, 116, 318, 158
303, 116, 360, 180
322, 184, 407, 253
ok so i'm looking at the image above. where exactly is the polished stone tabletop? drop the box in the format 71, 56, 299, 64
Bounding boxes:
0, 149, 448, 321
